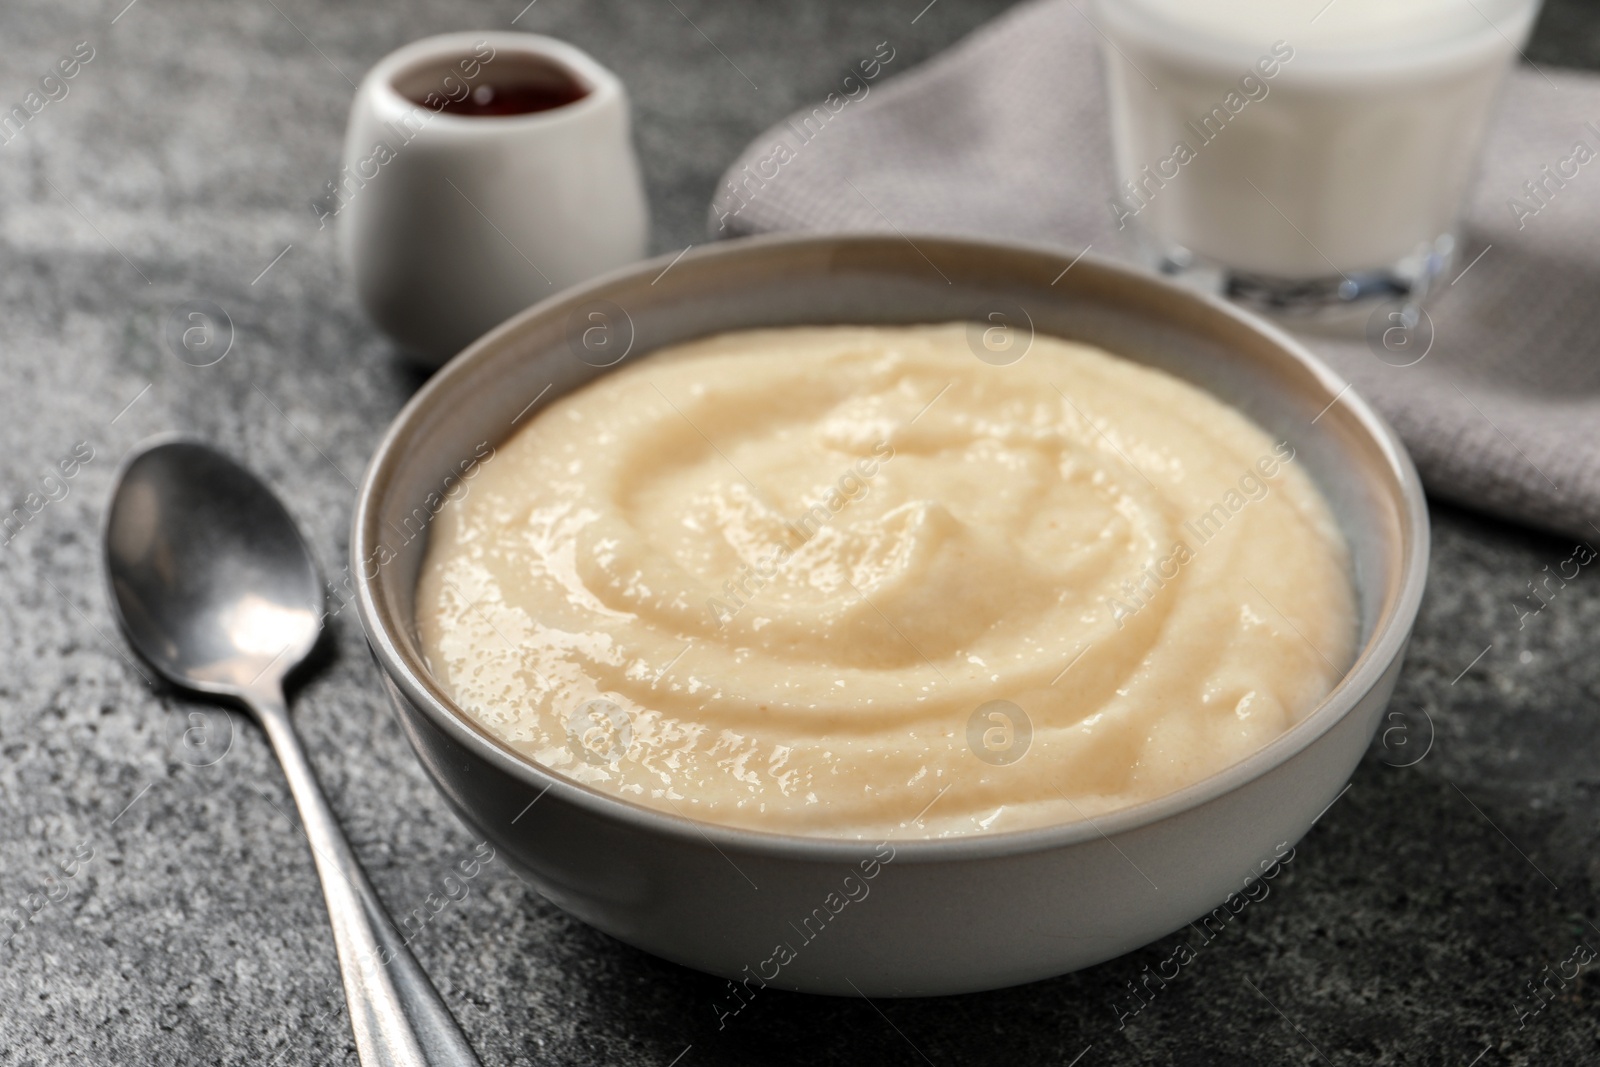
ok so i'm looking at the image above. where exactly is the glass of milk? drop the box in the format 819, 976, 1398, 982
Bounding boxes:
1093, 0, 1541, 327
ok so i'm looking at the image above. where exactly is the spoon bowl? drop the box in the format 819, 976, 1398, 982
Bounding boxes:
105, 438, 322, 695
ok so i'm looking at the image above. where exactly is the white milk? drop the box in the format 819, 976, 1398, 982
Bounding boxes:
1095, 0, 1540, 282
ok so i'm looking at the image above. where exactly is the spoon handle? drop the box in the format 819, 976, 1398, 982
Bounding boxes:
249, 685, 483, 1067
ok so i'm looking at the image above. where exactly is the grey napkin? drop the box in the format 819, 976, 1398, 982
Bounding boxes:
710, 0, 1600, 543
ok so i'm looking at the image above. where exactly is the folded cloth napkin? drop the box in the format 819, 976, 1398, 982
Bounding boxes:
710, 0, 1600, 544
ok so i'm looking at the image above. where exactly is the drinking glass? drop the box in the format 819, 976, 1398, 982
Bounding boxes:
1092, 0, 1542, 328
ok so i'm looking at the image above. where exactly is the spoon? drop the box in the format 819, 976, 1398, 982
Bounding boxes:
103, 436, 482, 1067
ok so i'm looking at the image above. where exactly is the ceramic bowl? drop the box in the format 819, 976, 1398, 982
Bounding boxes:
351, 232, 1428, 997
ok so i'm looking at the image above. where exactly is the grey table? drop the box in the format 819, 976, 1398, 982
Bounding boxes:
1, 1, 1597, 1064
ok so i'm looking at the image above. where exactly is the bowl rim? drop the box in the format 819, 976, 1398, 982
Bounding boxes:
352, 230, 1430, 865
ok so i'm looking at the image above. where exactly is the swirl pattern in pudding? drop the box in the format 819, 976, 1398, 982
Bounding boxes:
416, 324, 1356, 838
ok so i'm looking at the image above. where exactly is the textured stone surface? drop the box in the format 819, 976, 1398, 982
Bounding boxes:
0, 1, 1595, 1064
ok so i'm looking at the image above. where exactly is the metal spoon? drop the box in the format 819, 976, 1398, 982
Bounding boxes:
103, 436, 481, 1067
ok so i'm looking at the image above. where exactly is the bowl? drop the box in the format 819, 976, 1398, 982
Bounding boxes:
351, 232, 1428, 997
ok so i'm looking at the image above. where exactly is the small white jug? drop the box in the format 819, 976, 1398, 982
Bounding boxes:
336, 32, 649, 367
